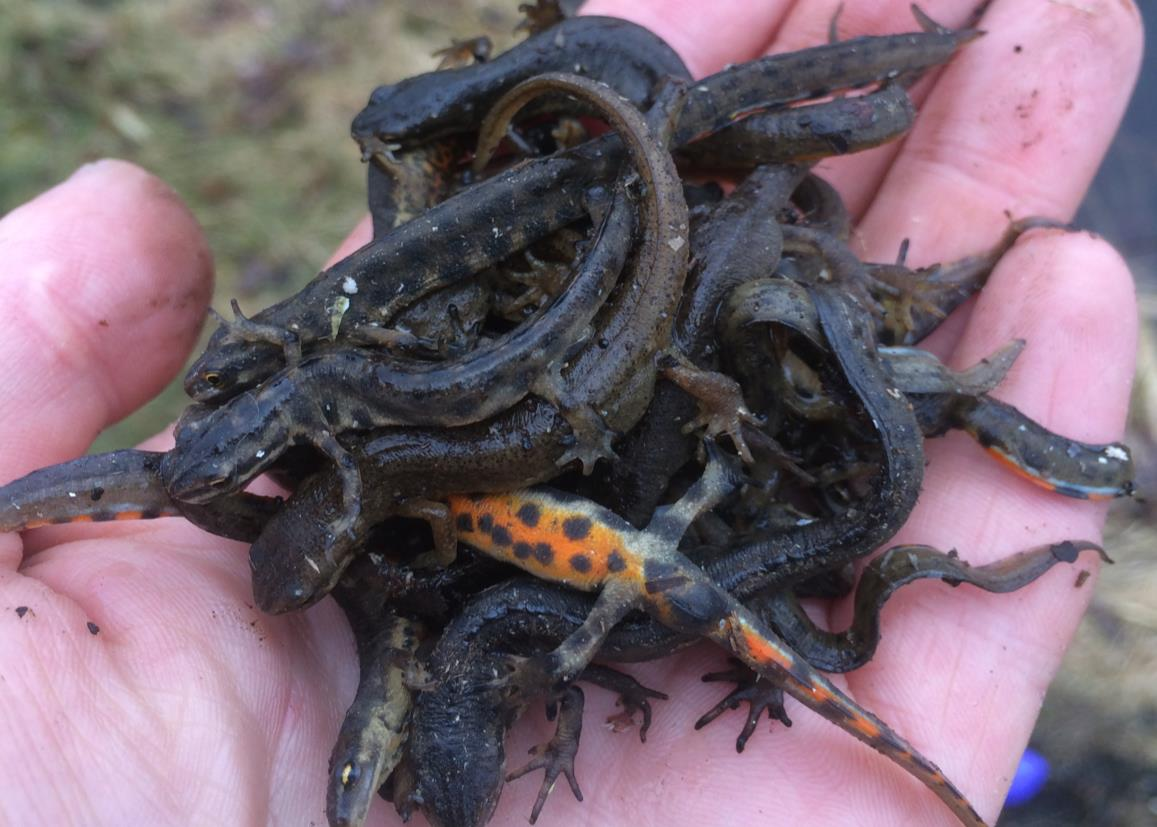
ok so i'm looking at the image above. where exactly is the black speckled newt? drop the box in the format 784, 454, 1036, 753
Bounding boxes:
0, 449, 276, 543
166, 179, 633, 519
441, 448, 986, 826
351, 16, 689, 151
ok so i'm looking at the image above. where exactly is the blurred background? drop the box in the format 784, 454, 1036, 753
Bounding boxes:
1, 1, 1152, 822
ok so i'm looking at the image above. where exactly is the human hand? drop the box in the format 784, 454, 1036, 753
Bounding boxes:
0, 1, 1141, 825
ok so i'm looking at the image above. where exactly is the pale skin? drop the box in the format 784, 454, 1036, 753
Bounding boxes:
0, 1, 1142, 824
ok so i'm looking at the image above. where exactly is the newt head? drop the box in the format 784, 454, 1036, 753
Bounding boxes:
184, 325, 284, 404
163, 391, 286, 504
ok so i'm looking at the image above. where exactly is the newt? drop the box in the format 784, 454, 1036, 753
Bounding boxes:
393, 579, 667, 827
393, 530, 1105, 827
0, 449, 276, 543
439, 447, 986, 826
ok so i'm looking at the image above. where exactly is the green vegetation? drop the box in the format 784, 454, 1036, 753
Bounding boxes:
0, 0, 514, 449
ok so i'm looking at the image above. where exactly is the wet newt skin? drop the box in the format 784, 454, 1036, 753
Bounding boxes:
189, 11, 976, 407
351, 17, 690, 151
165, 180, 636, 513
394, 578, 666, 827
717, 276, 1135, 500
441, 448, 987, 827
604, 163, 808, 528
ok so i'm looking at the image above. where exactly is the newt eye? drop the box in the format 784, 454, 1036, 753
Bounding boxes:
203, 372, 222, 387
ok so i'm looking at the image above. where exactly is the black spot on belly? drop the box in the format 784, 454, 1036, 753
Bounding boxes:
516, 503, 540, 527
562, 516, 591, 541
569, 554, 591, 573
478, 513, 493, 533
140, 507, 163, 520
607, 551, 626, 572
490, 524, 513, 547
514, 542, 533, 560
534, 543, 555, 565
90, 487, 104, 501
455, 513, 474, 533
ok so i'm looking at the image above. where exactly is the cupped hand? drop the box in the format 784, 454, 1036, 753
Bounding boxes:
0, 1, 1142, 825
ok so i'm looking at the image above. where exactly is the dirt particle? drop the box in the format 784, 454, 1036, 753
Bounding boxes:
86, 621, 100, 635
1013, 44, 1023, 53
15, 606, 29, 619
1075, 569, 1091, 588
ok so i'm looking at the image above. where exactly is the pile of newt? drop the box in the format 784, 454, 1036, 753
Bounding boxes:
0, 4, 1136, 827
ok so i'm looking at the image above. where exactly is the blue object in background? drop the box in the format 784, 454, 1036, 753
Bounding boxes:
1005, 748, 1050, 807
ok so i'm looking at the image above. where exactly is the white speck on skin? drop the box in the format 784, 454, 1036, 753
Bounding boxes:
256, 450, 266, 459
305, 557, 321, 574
667, 236, 685, 252
342, 277, 358, 295
1106, 445, 1129, 461
68, 492, 76, 498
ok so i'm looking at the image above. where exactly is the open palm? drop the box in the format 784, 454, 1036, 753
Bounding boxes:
0, 1, 1141, 825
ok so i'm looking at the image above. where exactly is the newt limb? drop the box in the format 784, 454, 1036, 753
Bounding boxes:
504, 684, 585, 825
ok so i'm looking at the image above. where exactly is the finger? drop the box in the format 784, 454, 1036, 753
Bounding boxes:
322, 213, 372, 269
581, 0, 793, 77
854, 0, 1142, 265
0, 159, 213, 481
845, 230, 1136, 823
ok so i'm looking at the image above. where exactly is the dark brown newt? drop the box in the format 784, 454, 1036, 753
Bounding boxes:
350, 16, 689, 152
441, 448, 987, 826
0, 449, 277, 542
184, 135, 626, 404
325, 608, 422, 827
470, 72, 690, 466
678, 82, 917, 170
